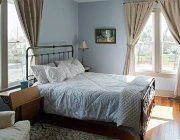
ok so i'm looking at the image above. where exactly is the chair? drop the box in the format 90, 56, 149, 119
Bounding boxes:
0, 111, 30, 140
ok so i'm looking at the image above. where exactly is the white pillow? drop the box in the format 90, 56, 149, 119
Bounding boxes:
56, 59, 85, 78
72, 59, 85, 74
46, 62, 56, 67
55, 58, 73, 67
31, 63, 56, 83
65, 63, 79, 77
57, 61, 73, 79
31, 65, 49, 84
44, 66, 66, 83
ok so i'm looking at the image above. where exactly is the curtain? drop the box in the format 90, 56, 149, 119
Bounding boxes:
123, 1, 153, 75
159, 0, 180, 96
14, 0, 43, 78
14, 0, 43, 47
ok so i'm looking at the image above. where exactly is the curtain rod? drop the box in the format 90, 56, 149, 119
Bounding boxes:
123, 0, 158, 5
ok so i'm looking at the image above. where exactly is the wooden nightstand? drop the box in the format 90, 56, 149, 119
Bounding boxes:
84, 66, 91, 72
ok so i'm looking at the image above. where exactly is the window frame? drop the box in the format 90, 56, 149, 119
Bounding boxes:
135, 8, 177, 78
0, 0, 28, 89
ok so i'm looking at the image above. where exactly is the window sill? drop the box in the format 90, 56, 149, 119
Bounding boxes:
135, 71, 176, 78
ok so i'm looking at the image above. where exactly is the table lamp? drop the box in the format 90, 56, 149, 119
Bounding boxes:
79, 40, 88, 65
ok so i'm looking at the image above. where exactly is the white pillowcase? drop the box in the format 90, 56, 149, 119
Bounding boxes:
56, 61, 73, 79
55, 58, 73, 67
65, 63, 79, 77
72, 59, 85, 74
46, 62, 56, 67
57, 59, 85, 78
44, 66, 66, 83
31, 65, 48, 84
30, 62, 56, 83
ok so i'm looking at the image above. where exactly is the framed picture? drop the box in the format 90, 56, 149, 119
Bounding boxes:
95, 28, 116, 44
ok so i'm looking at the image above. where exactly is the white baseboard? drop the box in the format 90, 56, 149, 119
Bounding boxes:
155, 89, 174, 97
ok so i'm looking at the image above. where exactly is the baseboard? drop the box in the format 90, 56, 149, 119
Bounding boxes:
155, 89, 174, 97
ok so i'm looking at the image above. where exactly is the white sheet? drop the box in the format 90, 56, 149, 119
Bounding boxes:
37, 72, 153, 135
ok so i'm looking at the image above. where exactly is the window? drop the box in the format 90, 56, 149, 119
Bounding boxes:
8, 0, 29, 86
135, 13, 154, 72
160, 13, 180, 72
135, 9, 180, 74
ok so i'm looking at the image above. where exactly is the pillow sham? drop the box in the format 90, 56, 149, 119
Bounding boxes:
56, 58, 85, 78
57, 61, 73, 79
46, 62, 56, 67
72, 59, 85, 74
31, 65, 48, 84
55, 58, 73, 67
30, 63, 56, 83
65, 63, 79, 77
44, 66, 66, 83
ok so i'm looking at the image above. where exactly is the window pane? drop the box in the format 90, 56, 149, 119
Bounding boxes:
161, 13, 180, 72
135, 14, 154, 72
8, 0, 29, 85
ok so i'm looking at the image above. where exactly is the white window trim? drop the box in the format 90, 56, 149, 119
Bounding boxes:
135, 8, 177, 78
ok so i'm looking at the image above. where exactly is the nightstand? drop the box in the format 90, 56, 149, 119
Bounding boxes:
84, 66, 91, 72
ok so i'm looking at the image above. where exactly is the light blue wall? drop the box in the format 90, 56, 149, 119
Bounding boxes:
78, 0, 127, 74
78, 0, 176, 93
39, 0, 78, 56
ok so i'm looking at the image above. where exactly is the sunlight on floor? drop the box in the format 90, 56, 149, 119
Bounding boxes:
146, 105, 174, 131
151, 105, 174, 120
146, 118, 168, 131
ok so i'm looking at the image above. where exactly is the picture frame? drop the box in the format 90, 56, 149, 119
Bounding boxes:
95, 28, 116, 44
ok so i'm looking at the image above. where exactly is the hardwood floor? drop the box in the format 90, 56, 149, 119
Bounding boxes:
145, 96, 180, 140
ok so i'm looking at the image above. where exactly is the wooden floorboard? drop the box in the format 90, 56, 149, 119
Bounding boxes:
145, 96, 180, 140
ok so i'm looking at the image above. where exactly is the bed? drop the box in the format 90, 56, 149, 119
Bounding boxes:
26, 45, 155, 140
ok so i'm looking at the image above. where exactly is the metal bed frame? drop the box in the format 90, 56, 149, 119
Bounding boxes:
26, 45, 74, 82
26, 45, 155, 140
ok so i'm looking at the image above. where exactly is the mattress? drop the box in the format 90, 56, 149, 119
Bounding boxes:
37, 72, 154, 135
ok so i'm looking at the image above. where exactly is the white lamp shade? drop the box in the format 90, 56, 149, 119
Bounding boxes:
79, 40, 88, 49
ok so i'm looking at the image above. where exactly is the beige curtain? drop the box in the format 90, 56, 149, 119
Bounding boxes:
123, 1, 153, 75
159, 0, 180, 96
14, 0, 43, 47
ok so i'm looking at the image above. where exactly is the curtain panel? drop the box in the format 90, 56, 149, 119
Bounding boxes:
123, 1, 153, 75
14, 0, 43, 47
159, 0, 180, 96
14, 0, 43, 75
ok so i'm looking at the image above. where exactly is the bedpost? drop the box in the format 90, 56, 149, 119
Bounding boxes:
26, 47, 31, 80
140, 134, 144, 140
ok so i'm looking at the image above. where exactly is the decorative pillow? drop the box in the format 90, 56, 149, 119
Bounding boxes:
46, 62, 56, 67
57, 61, 73, 79
31, 65, 49, 84
72, 59, 85, 74
44, 66, 66, 83
55, 58, 73, 67
65, 63, 79, 77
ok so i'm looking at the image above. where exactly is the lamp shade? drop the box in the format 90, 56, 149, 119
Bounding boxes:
79, 40, 88, 49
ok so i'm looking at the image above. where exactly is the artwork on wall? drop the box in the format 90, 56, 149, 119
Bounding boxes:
95, 28, 116, 44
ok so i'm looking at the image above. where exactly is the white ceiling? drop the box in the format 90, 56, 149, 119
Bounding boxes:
73, 0, 108, 3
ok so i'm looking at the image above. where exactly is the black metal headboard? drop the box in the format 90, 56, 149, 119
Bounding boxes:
26, 45, 74, 81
